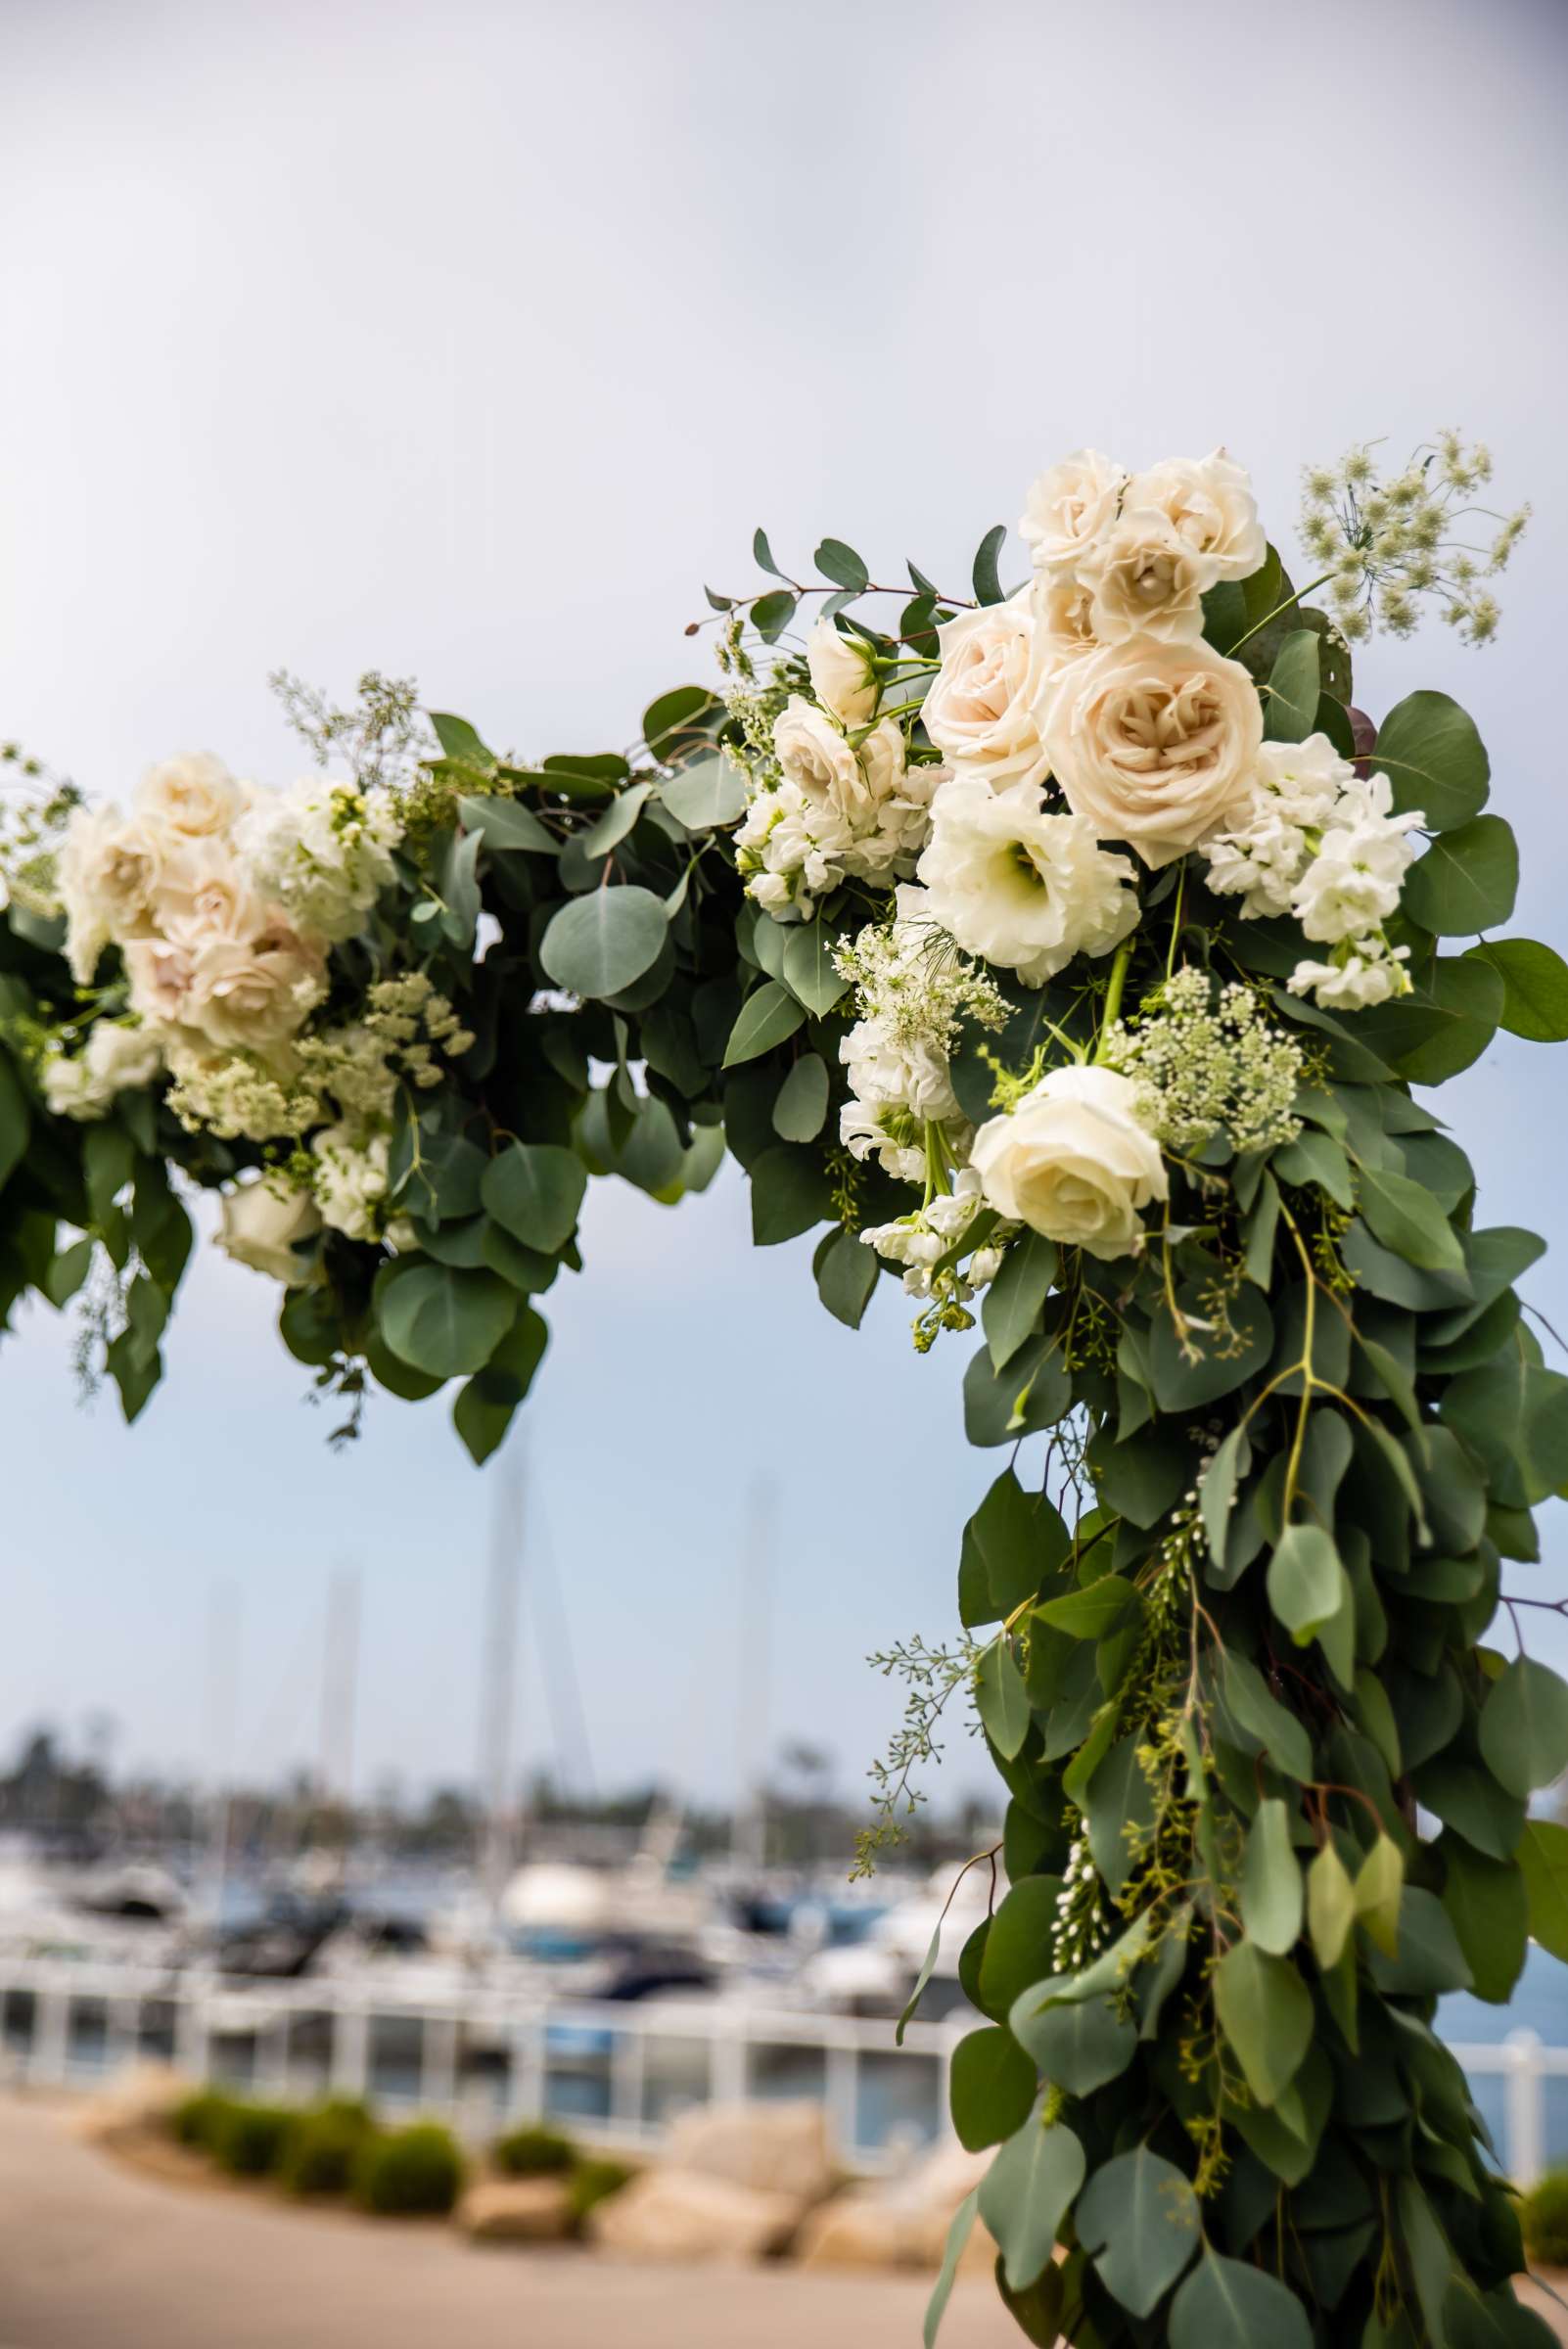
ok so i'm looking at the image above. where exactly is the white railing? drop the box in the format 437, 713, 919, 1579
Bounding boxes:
0, 1958, 964, 2170
1, 1958, 1561, 2184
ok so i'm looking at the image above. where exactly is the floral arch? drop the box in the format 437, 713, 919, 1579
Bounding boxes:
3, 436, 1565, 2349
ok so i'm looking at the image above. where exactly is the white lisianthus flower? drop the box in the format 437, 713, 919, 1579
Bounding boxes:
916, 774, 1139, 987
921, 591, 1049, 791
236, 776, 403, 943
133, 752, 244, 843
972, 1064, 1168, 1261
56, 804, 166, 983
1020, 449, 1127, 576
183, 918, 328, 1052
1039, 637, 1263, 868
806, 618, 878, 726
1079, 509, 1211, 644
1289, 936, 1412, 1010
42, 1020, 165, 1121
218, 1175, 322, 1284
310, 1124, 391, 1241
1124, 449, 1267, 584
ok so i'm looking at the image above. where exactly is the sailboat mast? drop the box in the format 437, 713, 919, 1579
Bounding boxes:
479, 1446, 525, 1930
733, 1476, 774, 1874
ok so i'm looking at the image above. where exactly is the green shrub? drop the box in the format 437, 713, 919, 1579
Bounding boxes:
565, 2156, 634, 2231
492, 2123, 576, 2178
278, 2099, 377, 2198
1522, 2170, 1568, 2267
167, 2089, 238, 2153
354, 2123, 464, 2217
212, 2100, 299, 2179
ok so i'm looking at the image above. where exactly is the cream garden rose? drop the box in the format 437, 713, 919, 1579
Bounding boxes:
916, 774, 1138, 986
217, 1175, 322, 1284
56, 805, 166, 982
183, 918, 327, 1051
921, 591, 1048, 790
1126, 449, 1267, 584
1079, 511, 1212, 644
133, 752, 244, 843
1019, 448, 1127, 575
806, 617, 878, 726
1039, 636, 1263, 867
971, 1063, 1168, 1260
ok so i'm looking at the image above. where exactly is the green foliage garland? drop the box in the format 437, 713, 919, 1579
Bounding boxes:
3, 436, 1566, 2346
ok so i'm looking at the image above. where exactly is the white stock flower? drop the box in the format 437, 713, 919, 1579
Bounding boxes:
236, 776, 402, 943
42, 1020, 164, 1121
217, 1175, 322, 1284
1124, 450, 1267, 583
1039, 637, 1263, 867
56, 804, 166, 983
806, 619, 878, 726
1020, 449, 1127, 576
310, 1124, 391, 1242
971, 1063, 1167, 1261
916, 773, 1138, 987
839, 1014, 963, 1186
921, 592, 1049, 790
1204, 735, 1421, 948
1289, 936, 1411, 1010
1292, 815, 1412, 944
133, 753, 244, 843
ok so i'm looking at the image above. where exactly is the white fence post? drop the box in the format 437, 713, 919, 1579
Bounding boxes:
1504, 2030, 1545, 2188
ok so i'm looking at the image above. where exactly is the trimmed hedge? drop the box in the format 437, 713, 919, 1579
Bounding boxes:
278, 2099, 375, 2198
167, 2089, 238, 2152
213, 2100, 298, 2179
1522, 2171, 1568, 2268
565, 2156, 634, 2230
492, 2123, 576, 2178
354, 2123, 465, 2217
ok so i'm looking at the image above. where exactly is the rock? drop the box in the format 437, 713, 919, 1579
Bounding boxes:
588, 2167, 806, 2261
458, 2177, 575, 2244
661, 2099, 837, 2204
71, 2062, 190, 2145
795, 2138, 999, 2274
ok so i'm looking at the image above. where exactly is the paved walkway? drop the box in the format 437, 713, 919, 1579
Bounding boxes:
0, 2095, 1017, 2349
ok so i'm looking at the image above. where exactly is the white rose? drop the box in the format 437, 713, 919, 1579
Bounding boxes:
772, 695, 876, 828
1123, 450, 1266, 584
971, 1064, 1167, 1261
806, 619, 878, 726
1039, 636, 1263, 868
916, 774, 1138, 987
184, 917, 327, 1051
921, 591, 1049, 791
56, 804, 166, 983
156, 837, 269, 945
123, 935, 199, 1028
218, 1176, 322, 1284
1019, 449, 1127, 576
1079, 509, 1211, 644
311, 1124, 390, 1242
133, 753, 243, 843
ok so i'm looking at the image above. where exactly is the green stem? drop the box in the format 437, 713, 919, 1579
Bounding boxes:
1224, 573, 1337, 658
1093, 940, 1135, 1062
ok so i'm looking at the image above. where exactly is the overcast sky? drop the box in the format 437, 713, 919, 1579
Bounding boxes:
1, 0, 1565, 1814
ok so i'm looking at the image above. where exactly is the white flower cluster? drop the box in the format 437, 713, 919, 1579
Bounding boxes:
1104, 969, 1304, 1159
236, 774, 401, 943
861, 1168, 1005, 1302
833, 892, 1006, 1185
47, 753, 403, 1121
734, 691, 939, 921
1200, 732, 1420, 1009
1300, 432, 1528, 647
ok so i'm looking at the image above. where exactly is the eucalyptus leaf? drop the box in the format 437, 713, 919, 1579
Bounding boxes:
539, 885, 669, 997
